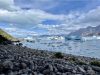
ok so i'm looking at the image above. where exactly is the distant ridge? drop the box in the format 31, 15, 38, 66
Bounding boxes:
68, 25, 100, 36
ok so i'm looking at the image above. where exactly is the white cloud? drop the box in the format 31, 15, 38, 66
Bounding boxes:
79, 6, 100, 26
0, 8, 65, 28
4, 27, 38, 37
0, 0, 100, 35
36, 6, 100, 35
0, 0, 20, 10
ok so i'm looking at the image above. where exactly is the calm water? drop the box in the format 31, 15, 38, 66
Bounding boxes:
22, 38, 100, 58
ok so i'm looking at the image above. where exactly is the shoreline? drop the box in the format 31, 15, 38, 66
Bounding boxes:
0, 44, 100, 75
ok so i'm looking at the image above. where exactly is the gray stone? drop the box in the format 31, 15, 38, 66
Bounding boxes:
75, 74, 82, 75
72, 69, 77, 74
92, 66, 100, 72
45, 64, 53, 72
87, 69, 95, 75
63, 65, 73, 72
0, 74, 5, 75
77, 66, 85, 73
8, 72, 14, 75
20, 63, 27, 69
38, 74, 44, 75
21, 74, 27, 75
43, 69, 51, 74
62, 73, 67, 75
56, 64, 65, 72
3, 60, 13, 69
56, 72, 62, 75
0, 44, 100, 75
33, 72, 38, 75
53, 66, 58, 72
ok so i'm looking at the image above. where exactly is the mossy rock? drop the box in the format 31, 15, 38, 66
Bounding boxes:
54, 52, 64, 58
90, 61, 100, 67
0, 28, 17, 43
75, 60, 87, 65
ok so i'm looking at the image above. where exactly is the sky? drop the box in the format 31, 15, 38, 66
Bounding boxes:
0, 0, 100, 37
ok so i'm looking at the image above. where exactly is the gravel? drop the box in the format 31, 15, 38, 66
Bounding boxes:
0, 44, 100, 75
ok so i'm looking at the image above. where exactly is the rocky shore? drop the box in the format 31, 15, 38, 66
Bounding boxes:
0, 44, 100, 75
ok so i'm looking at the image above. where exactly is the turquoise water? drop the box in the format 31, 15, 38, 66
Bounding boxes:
22, 39, 100, 58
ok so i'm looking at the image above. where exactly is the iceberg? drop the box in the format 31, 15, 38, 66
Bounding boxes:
82, 36, 100, 41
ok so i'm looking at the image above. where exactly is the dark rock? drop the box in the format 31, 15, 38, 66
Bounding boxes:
44, 64, 53, 72
55, 64, 65, 73
0, 44, 99, 75
3, 60, 13, 70
53, 66, 58, 72
42, 69, 51, 74
20, 62, 27, 69
92, 66, 100, 72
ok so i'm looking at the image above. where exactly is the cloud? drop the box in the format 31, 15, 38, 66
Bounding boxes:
36, 6, 100, 35
0, 9, 65, 28
79, 6, 100, 26
0, 0, 67, 35
15, 0, 60, 10
0, 0, 100, 35
4, 27, 38, 37
0, 0, 20, 11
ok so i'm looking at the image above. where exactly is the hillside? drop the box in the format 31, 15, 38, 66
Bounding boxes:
0, 28, 17, 42
68, 25, 100, 36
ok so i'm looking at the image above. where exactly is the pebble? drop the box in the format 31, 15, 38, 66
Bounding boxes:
0, 44, 99, 75
20, 62, 27, 69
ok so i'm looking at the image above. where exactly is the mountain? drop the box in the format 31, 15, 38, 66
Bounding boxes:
68, 25, 100, 36
0, 28, 17, 43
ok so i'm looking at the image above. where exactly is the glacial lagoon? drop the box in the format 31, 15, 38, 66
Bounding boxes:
22, 38, 100, 58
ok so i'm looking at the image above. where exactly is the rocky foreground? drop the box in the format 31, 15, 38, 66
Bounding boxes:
0, 44, 100, 75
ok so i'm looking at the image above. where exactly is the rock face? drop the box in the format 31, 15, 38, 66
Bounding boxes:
0, 35, 12, 44
0, 44, 100, 75
68, 25, 100, 36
